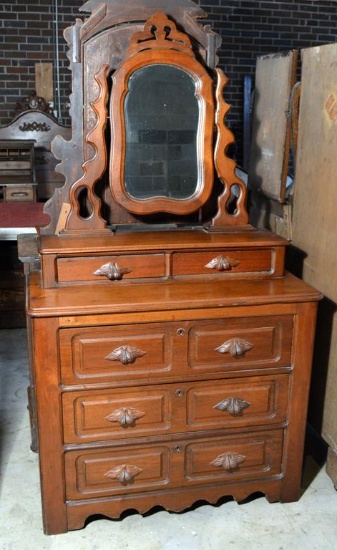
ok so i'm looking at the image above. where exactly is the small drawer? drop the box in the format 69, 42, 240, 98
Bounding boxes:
65, 443, 171, 499
185, 430, 283, 483
60, 323, 173, 384
188, 315, 293, 373
62, 386, 172, 443
172, 248, 278, 278
186, 374, 289, 430
3, 184, 37, 202
56, 253, 166, 283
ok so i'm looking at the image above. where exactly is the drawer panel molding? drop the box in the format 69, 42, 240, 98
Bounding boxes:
63, 387, 171, 443
60, 324, 172, 383
185, 431, 283, 482
186, 375, 288, 429
189, 315, 293, 372
66, 445, 170, 498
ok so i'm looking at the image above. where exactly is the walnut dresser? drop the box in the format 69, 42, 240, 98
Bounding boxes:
25, 0, 321, 535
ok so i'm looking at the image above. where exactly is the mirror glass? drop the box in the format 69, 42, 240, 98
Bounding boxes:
124, 64, 199, 200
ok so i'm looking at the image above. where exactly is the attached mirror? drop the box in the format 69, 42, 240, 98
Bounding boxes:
124, 64, 199, 201
63, 11, 249, 233
109, 13, 215, 216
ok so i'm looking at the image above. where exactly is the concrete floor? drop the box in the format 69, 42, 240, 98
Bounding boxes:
1, 328, 337, 550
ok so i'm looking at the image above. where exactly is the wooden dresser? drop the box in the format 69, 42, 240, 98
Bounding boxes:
25, 0, 321, 535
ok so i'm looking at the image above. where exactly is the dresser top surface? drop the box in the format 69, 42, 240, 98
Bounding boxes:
26, 271, 322, 318
37, 228, 287, 256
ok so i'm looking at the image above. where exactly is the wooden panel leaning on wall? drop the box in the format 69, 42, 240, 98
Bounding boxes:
291, 42, 337, 489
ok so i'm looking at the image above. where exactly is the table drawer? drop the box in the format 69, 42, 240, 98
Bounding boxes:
188, 315, 293, 373
65, 430, 283, 499
56, 253, 166, 283
172, 248, 282, 278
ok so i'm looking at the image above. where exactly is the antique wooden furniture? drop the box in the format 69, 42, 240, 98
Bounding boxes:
0, 139, 37, 202
25, 0, 321, 535
0, 104, 71, 200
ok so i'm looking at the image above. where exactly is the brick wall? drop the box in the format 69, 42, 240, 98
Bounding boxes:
1, 0, 337, 161
0, 0, 82, 125
199, 0, 337, 160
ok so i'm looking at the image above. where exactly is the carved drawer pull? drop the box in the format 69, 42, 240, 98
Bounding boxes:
105, 345, 146, 365
214, 397, 251, 415
93, 261, 132, 280
211, 452, 246, 471
205, 256, 240, 271
105, 406, 145, 427
215, 337, 253, 357
105, 464, 142, 485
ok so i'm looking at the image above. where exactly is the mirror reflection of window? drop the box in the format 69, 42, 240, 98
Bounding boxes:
124, 64, 199, 200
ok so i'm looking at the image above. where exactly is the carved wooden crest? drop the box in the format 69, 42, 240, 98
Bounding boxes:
128, 12, 194, 57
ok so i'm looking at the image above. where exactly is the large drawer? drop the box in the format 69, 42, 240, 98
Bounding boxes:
60, 315, 293, 385
62, 375, 289, 444
65, 430, 283, 499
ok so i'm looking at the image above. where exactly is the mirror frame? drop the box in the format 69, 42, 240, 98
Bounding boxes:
109, 13, 215, 216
